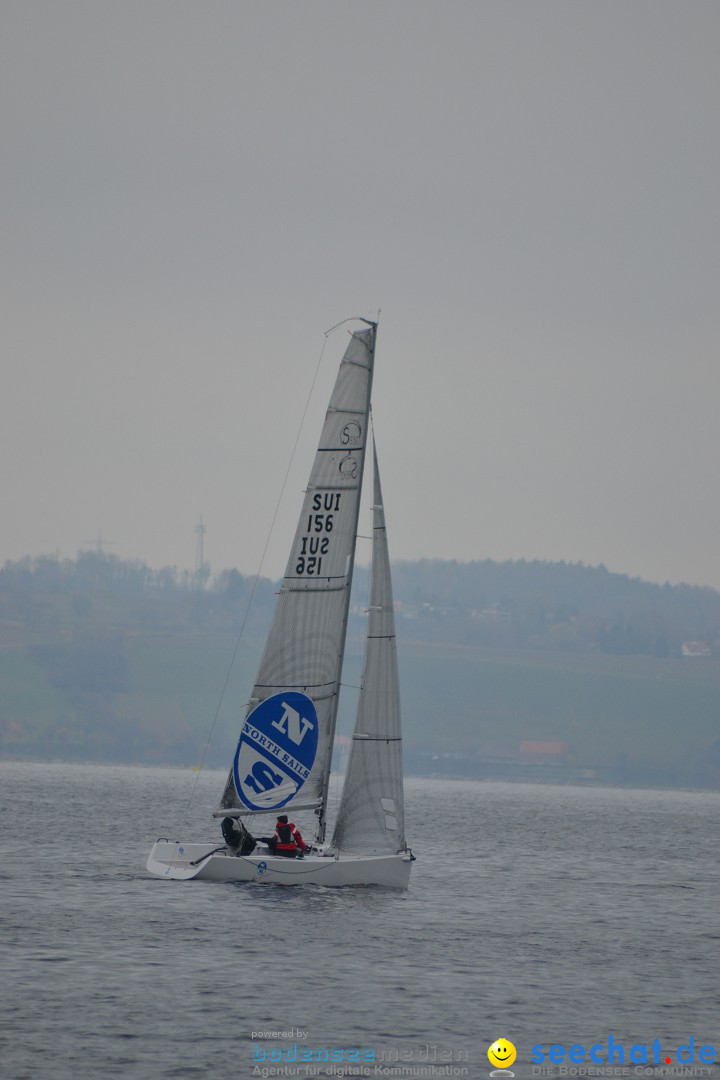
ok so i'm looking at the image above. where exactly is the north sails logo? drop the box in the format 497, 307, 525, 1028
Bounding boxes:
233, 692, 319, 811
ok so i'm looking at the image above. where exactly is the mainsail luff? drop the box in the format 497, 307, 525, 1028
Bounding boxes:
219, 324, 376, 823
331, 437, 406, 854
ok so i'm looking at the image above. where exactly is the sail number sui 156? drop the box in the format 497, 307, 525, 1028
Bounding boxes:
295, 493, 341, 576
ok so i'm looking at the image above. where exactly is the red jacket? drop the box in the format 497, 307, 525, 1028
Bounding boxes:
274, 820, 307, 852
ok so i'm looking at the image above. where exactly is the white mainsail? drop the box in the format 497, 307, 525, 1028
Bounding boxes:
219, 324, 376, 834
332, 438, 405, 854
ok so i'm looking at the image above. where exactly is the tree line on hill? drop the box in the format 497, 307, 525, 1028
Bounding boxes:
384, 558, 720, 657
2, 550, 720, 657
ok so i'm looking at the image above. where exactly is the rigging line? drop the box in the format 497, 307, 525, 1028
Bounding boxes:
182, 326, 339, 824
234, 858, 337, 876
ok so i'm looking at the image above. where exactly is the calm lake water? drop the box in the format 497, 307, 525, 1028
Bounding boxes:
1, 762, 718, 1080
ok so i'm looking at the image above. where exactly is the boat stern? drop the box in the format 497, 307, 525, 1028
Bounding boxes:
146, 840, 219, 880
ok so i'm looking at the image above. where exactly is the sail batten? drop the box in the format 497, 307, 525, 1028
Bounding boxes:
219, 325, 375, 822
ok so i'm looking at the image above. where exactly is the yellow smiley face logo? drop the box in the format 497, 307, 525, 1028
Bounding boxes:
488, 1039, 517, 1069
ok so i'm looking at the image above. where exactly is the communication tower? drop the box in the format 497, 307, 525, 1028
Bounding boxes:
194, 517, 207, 589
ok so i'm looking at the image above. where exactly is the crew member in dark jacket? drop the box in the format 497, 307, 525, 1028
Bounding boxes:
221, 816, 256, 855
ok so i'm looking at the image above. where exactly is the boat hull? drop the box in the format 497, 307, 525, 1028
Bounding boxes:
147, 841, 412, 888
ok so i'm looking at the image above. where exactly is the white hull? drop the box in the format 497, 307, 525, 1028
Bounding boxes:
147, 841, 413, 888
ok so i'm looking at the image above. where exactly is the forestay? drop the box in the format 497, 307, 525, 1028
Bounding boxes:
332, 439, 405, 854
219, 325, 376, 825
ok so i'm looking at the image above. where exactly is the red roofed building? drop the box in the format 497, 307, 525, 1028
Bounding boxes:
519, 740, 571, 761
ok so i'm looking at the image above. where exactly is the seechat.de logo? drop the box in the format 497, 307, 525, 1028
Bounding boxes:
531, 1038, 717, 1066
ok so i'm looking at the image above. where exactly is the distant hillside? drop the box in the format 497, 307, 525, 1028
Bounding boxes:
1, 552, 719, 787
5, 551, 720, 656
381, 558, 720, 657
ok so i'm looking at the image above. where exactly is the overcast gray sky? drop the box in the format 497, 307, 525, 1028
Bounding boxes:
2, 1, 719, 587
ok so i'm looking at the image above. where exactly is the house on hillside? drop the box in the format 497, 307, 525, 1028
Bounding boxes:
681, 641, 711, 658
519, 740, 573, 764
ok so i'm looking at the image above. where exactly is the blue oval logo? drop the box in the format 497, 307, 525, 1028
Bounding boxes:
232, 691, 319, 811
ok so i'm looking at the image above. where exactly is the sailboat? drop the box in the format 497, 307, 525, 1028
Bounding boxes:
147, 321, 414, 887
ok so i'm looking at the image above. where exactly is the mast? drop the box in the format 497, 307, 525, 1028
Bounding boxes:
316, 324, 376, 841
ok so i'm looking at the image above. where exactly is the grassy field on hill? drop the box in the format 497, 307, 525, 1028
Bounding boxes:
2, 625, 719, 788
396, 643, 720, 786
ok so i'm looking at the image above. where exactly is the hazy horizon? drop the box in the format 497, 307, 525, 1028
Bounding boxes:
3, 3, 719, 588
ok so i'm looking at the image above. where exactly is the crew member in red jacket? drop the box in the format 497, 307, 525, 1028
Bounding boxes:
265, 814, 308, 858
